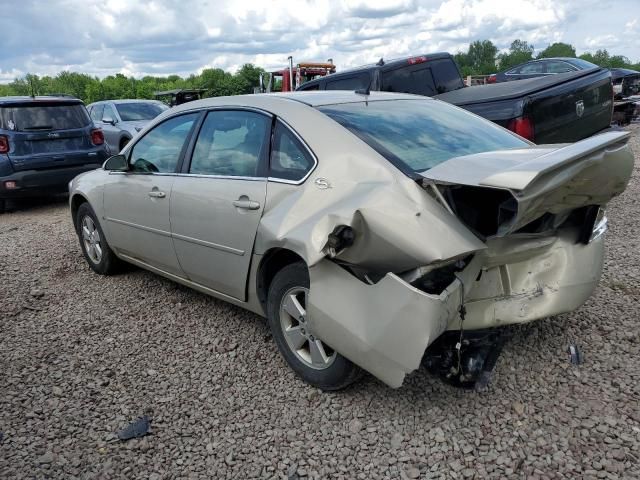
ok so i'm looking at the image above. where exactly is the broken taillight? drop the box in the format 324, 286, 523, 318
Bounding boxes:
0, 135, 9, 154
507, 116, 535, 141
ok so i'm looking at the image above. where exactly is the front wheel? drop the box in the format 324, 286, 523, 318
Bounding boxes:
267, 262, 362, 390
76, 203, 122, 275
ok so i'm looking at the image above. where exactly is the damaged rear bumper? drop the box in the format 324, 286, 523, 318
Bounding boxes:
307, 232, 604, 388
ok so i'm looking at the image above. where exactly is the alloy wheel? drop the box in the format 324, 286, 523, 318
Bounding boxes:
81, 215, 103, 264
279, 286, 336, 370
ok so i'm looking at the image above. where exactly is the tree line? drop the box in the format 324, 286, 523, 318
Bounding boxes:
0, 64, 265, 104
455, 40, 640, 77
0, 41, 638, 103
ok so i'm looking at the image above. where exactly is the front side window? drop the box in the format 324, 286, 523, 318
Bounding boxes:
89, 104, 104, 122
270, 121, 314, 181
318, 99, 528, 175
189, 110, 270, 177
102, 104, 117, 122
129, 113, 198, 173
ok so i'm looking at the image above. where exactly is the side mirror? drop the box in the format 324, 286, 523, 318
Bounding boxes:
103, 154, 129, 172
102, 116, 116, 125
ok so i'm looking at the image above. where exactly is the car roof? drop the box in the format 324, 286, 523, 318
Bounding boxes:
298, 52, 453, 89
0, 95, 83, 106
168, 91, 431, 114
88, 99, 164, 106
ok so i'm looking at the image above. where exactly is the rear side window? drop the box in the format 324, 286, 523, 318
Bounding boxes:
189, 110, 270, 177
519, 63, 544, 74
129, 113, 198, 173
545, 61, 575, 73
430, 60, 464, 93
318, 99, 528, 175
270, 121, 315, 181
0, 103, 90, 131
325, 74, 370, 91
381, 65, 437, 96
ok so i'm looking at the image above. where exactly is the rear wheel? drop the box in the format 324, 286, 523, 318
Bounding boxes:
0, 198, 5, 214
76, 203, 122, 275
267, 262, 362, 390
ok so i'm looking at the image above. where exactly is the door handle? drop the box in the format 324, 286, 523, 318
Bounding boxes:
148, 191, 166, 198
232, 198, 260, 210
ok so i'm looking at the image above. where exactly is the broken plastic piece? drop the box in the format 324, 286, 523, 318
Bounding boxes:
568, 344, 583, 365
117, 415, 151, 441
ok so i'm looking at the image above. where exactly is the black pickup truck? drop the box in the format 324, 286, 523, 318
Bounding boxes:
297, 53, 613, 144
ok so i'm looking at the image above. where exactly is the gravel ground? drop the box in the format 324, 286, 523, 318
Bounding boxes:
1, 127, 639, 480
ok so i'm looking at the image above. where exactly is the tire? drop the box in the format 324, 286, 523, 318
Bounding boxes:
76, 203, 122, 275
0, 198, 5, 214
267, 262, 362, 390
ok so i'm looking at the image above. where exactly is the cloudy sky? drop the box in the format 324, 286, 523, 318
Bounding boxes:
1, 0, 638, 82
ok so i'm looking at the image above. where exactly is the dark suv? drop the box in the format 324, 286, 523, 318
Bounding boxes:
0, 96, 109, 213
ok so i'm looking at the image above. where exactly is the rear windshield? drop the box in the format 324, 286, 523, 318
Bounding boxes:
318, 99, 528, 175
116, 102, 168, 121
0, 103, 90, 131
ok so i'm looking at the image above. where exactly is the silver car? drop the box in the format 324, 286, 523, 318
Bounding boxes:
69, 92, 633, 390
86, 99, 168, 154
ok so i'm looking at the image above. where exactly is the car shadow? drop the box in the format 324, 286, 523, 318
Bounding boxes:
2, 194, 69, 214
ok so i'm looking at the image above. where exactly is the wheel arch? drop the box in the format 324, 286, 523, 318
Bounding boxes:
119, 134, 132, 151
70, 193, 90, 233
256, 248, 306, 312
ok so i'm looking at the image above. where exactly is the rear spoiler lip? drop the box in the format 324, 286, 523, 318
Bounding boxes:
420, 130, 631, 193
480, 130, 631, 191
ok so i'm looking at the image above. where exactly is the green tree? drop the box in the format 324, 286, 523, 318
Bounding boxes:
498, 39, 534, 70
466, 40, 499, 74
537, 42, 576, 58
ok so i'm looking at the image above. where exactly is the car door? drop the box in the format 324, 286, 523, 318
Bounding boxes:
103, 112, 200, 275
170, 109, 271, 300
100, 103, 122, 153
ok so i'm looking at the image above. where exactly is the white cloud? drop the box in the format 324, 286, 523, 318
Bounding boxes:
0, 0, 637, 83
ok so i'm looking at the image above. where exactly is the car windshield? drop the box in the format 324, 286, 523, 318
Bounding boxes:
0, 103, 90, 131
318, 99, 528, 175
116, 102, 168, 121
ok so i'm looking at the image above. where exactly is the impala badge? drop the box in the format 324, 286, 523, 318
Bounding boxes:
314, 177, 331, 189
575, 100, 585, 118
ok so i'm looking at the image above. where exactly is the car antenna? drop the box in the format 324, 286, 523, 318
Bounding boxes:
29, 77, 36, 98
355, 78, 373, 100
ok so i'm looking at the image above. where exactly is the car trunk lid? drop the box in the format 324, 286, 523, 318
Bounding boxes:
419, 130, 633, 236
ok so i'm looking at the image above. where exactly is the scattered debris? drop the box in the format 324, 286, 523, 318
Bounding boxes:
22, 303, 43, 312
568, 344, 584, 365
30, 287, 45, 298
117, 415, 151, 441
